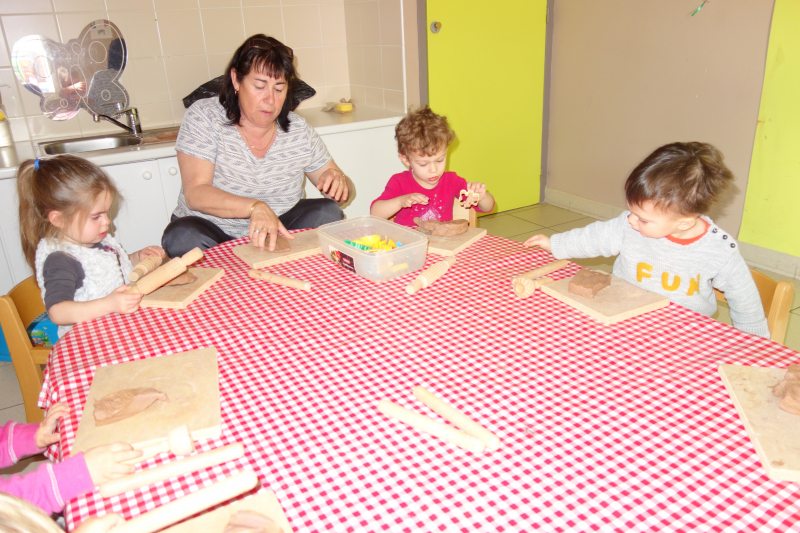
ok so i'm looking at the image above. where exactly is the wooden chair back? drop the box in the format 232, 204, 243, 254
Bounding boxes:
714, 269, 794, 346
0, 277, 49, 423
451, 198, 477, 228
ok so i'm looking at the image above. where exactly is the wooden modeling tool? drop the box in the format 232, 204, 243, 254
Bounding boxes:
127, 248, 204, 295
249, 269, 311, 291
100, 443, 245, 498
412, 386, 501, 451
111, 470, 259, 533
406, 256, 456, 295
162, 491, 293, 533
458, 189, 480, 208
512, 259, 569, 299
377, 400, 485, 453
123, 424, 195, 465
129, 255, 164, 282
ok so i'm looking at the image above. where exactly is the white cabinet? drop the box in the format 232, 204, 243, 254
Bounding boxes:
104, 160, 169, 253
158, 157, 182, 220
0, 178, 32, 287
0, 231, 16, 294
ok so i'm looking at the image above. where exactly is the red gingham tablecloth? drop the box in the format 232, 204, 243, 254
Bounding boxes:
39, 233, 800, 532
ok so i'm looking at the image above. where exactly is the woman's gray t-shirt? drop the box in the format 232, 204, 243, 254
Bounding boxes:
173, 97, 332, 237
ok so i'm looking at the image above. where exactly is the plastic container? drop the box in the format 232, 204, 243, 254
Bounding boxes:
317, 216, 428, 283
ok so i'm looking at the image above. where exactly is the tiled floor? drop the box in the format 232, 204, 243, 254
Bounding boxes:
2, 202, 800, 477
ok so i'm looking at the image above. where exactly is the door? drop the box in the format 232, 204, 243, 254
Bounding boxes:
158, 157, 182, 220
427, 1, 547, 213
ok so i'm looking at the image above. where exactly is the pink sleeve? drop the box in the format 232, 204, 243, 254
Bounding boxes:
0, 453, 95, 514
370, 173, 406, 209
0, 421, 43, 468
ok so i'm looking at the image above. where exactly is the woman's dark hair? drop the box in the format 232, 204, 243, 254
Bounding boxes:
220, 34, 296, 132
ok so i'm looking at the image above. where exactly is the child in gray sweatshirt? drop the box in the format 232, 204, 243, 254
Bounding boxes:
524, 142, 769, 338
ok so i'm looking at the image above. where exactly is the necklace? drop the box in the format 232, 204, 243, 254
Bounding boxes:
238, 123, 277, 152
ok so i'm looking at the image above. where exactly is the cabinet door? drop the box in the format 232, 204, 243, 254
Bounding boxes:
104, 161, 169, 253
306, 125, 406, 217
0, 230, 17, 295
0, 178, 33, 287
158, 157, 182, 220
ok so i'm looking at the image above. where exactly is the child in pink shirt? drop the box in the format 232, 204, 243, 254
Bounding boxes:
0, 403, 141, 515
371, 106, 494, 226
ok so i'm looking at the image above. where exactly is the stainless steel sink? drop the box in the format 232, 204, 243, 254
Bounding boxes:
39, 127, 180, 155
41, 135, 143, 155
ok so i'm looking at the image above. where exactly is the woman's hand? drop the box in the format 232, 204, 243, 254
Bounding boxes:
249, 201, 294, 252
316, 167, 350, 203
103, 286, 143, 315
523, 234, 551, 252
84, 443, 142, 486
36, 403, 70, 448
466, 181, 487, 201
73, 514, 125, 533
401, 193, 429, 208
129, 246, 166, 265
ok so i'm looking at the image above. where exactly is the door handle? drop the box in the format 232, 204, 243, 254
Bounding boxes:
430, 21, 442, 33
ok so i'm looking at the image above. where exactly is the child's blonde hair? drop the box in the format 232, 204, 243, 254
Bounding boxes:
0, 492, 64, 533
395, 105, 456, 157
17, 155, 119, 269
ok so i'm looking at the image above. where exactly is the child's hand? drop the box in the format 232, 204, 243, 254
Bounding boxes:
105, 286, 143, 315
523, 234, 551, 252
36, 402, 70, 448
73, 514, 125, 533
131, 246, 166, 264
83, 443, 142, 486
466, 181, 487, 201
402, 193, 429, 208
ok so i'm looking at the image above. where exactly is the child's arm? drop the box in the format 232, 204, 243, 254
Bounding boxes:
523, 214, 627, 259
465, 181, 495, 213
371, 194, 429, 220
713, 255, 770, 338
48, 286, 143, 326
128, 245, 165, 266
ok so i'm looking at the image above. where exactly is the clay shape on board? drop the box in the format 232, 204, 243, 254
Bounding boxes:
772, 365, 800, 416
273, 235, 291, 253
164, 271, 198, 286
223, 511, 284, 533
93, 388, 169, 426
568, 269, 612, 299
413, 217, 469, 237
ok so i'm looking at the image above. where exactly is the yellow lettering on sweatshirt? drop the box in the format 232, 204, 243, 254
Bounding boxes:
637, 263, 653, 282
687, 274, 700, 296
661, 272, 681, 292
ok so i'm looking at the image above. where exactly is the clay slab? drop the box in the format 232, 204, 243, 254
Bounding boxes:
72, 347, 221, 454
140, 267, 225, 310
427, 227, 487, 256
719, 364, 800, 482
162, 491, 293, 533
541, 274, 669, 324
233, 230, 322, 268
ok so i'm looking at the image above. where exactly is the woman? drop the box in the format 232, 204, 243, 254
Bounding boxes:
161, 35, 349, 256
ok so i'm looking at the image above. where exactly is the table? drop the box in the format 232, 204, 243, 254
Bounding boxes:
40, 233, 800, 532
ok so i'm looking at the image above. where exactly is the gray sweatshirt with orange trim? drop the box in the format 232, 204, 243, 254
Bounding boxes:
549, 212, 770, 338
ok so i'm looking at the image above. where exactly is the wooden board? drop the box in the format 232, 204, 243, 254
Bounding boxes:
540, 273, 669, 324
232, 229, 321, 268
72, 347, 221, 454
140, 267, 225, 310
162, 491, 293, 533
718, 364, 800, 482
427, 227, 487, 256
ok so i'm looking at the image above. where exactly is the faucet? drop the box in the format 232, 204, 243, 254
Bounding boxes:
92, 102, 142, 137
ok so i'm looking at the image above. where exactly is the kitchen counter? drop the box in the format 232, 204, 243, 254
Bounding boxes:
0, 106, 403, 180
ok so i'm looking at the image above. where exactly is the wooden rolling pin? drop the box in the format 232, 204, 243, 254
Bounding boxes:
511, 259, 568, 299
100, 443, 244, 498
129, 255, 164, 282
377, 400, 485, 453
413, 386, 501, 451
127, 248, 204, 295
123, 424, 195, 465
405, 256, 456, 295
111, 470, 259, 533
249, 269, 311, 291
512, 276, 554, 299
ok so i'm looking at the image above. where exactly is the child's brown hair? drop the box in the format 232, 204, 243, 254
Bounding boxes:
17, 155, 119, 269
395, 105, 456, 157
625, 142, 734, 216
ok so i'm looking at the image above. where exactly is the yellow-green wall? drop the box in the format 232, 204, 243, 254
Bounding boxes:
740, 0, 800, 256
426, 0, 547, 213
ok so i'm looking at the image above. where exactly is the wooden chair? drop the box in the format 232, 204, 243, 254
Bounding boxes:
714, 269, 794, 346
452, 198, 478, 228
0, 277, 50, 423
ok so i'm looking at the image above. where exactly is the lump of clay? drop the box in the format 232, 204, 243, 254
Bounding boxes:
93, 388, 169, 426
568, 269, 612, 299
164, 271, 198, 286
413, 217, 469, 237
223, 511, 284, 533
272, 235, 291, 253
772, 365, 800, 416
